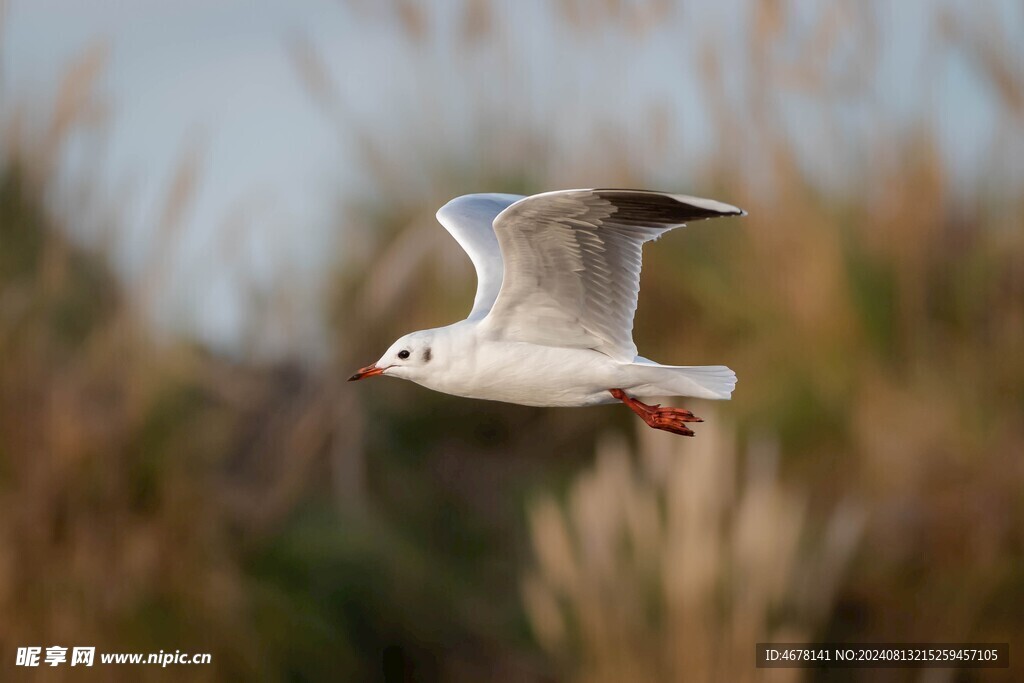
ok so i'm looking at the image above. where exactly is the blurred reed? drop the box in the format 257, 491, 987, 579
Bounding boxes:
0, 44, 356, 681
523, 417, 864, 682
1, 1, 1022, 681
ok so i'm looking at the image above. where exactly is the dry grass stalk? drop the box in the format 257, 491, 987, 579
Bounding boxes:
523, 416, 864, 683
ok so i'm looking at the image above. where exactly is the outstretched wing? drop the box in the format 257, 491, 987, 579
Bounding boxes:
436, 193, 525, 320
481, 189, 744, 361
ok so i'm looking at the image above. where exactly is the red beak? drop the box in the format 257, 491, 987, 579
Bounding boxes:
348, 363, 385, 381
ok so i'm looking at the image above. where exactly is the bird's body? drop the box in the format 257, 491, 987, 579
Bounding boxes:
396, 323, 619, 407
398, 322, 736, 408
350, 189, 745, 436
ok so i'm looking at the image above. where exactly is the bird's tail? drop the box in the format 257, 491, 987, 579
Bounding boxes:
625, 362, 737, 400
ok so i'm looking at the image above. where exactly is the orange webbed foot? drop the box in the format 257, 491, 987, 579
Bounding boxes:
609, 388, 703, 437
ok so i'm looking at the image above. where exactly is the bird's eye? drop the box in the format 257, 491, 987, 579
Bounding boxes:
398, 350, 410, 360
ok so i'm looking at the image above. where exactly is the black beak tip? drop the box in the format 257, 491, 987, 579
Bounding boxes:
347, 373, 360, 382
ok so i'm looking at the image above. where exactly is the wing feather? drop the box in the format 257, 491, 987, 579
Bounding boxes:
482, 189, 744, 361
435, 193, 525, 319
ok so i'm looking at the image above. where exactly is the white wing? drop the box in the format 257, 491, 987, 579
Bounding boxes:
436, 193, 525, 320
481, 189, 744, 361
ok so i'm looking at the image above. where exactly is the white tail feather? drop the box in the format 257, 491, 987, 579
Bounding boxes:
627, 363, 737, 400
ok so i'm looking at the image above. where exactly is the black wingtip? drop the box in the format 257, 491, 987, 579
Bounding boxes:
592, 189, 745, 223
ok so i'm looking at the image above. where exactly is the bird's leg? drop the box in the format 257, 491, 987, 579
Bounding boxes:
609, 388, 703, 437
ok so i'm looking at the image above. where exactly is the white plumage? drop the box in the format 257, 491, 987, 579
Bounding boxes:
351, 188, 745, 436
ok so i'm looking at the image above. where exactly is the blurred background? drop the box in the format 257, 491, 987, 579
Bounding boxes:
2, 1, 1023, 681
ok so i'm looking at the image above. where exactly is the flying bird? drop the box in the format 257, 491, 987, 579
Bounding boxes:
349, 189, 744, 436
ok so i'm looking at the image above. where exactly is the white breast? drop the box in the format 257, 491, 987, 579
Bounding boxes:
416, 336, 624, 407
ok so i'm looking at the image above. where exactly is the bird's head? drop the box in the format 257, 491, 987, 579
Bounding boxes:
348, 330, 436, 383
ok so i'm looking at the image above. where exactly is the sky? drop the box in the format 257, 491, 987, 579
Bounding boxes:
1, 0, 1020, 357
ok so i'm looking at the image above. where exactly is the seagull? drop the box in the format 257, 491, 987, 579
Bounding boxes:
349, 189, 744, 436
